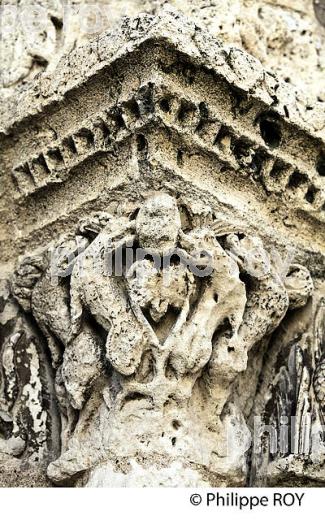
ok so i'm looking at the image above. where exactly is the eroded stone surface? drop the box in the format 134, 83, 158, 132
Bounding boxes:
0, 8, 324, 487
1, 1, 325, 101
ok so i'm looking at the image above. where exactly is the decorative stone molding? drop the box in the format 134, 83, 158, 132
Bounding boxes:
0, 9, 324, 487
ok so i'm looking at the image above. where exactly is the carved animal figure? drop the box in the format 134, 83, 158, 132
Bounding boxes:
9, 193, 315, 484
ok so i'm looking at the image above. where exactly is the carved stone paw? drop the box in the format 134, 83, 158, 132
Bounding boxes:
0, 436, 26, 457
224, 233, 270, 279
284, 264, 314, 309
78, 212, 114, 237
11, 256, 45, 312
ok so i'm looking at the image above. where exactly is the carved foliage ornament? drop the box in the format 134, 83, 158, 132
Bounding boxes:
1, 193, 314, 485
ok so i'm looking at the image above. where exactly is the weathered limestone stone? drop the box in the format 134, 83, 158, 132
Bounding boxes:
0, 6, 324, 487
1, 1, 325, 101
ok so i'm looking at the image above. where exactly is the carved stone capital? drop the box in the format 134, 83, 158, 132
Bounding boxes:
0, 8, 324, 487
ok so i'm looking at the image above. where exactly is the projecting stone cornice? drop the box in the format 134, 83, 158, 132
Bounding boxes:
0, 8, 324, 269
1, 8, 325, 138
0, 9, 324, 223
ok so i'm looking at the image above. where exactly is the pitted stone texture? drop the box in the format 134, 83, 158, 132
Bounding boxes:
7, 194, 316, 486
0, 9, 324, 488
1, 1, 325, 102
